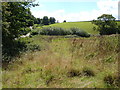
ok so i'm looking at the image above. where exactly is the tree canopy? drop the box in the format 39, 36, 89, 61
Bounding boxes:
42, 16, 49, 25
49, 17, 56, 24
92, 14, 118, 35
2, 2, 38, 61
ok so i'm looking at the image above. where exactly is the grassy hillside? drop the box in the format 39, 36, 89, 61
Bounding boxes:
34, 21, 120, 36
2, 35, 119, 88
47, 22, 98, 35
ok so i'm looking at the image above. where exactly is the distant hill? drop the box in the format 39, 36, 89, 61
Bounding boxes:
47, 21, 99, 35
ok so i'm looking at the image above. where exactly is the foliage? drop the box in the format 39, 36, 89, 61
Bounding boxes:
104, 74, 120, 88
20, 27, 31, 35
42, 16, 49, 25
34, 18, 41, 24
27, 20, 34, 27
67, 69, 81, 77
30, 28, 39, 36
70, 27, 90, 37
82, 67, 95, 76
63, 20, 66, 22
2, 40, 27, 62
26, 44, 41, 52
39, 27, 90, 37
49, 17, 56, 24
39, 27, 72, 35
2, 2, 38, 62
92, 14, 118, 35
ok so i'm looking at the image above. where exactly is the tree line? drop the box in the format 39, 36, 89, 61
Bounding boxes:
34, 16, 56, 25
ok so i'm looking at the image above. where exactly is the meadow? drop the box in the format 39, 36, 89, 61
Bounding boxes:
2, 2, 119, 88
49, 21, 98, 35
34, 21, 120, 35
2, 34, 119, 88
35, 21, 99, 35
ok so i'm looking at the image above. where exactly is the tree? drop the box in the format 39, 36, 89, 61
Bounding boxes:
37, 18, 41, 24
34, 18, 41, 24
34, 18, 38, 24
42, 16, 49, 25
92, 14, 118, 35
63, 20, 66, 23
49, 17, 56, 24
2, 2, 38, 61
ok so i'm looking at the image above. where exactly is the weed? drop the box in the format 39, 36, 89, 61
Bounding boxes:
27, 44, 41, 52
104, 74, 120, 88
67, 69, 81, 77
82, 67, 95, 77
85, 53, 95, 59
103, 56, 114, 63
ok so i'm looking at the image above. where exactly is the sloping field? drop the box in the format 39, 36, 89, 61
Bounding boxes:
48, 22, 98, 35
44, 21, 120, 35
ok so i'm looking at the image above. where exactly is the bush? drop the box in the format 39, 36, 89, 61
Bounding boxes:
67, 69, 81, 77
20, 27, 31, 35
26, 44, 41, 52
40, 27, 90, 37
70, 27, 90, 37
104, 74, 120, 88
117, 25, 120, 34
30, 28, 40, 36
31, 31, 39, 36
40, 27, 72, 35
99, 28, 117, 35
2, 40, 27, 62
82, 67, 95, 76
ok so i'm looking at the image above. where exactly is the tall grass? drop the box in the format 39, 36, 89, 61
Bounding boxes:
2, 35, 119, 88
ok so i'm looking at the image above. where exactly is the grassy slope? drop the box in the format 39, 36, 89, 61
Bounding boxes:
42, 21, 120, 35
2, 35, 119, 88
47, 22, 99, 35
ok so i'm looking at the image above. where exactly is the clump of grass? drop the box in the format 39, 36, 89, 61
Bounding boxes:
104, 74, 120, 88
82, 67, 95, 77
26, 44, 41, 52
40, 69, 54, 86
103, 56, 114, 63
67, 68, 81, 77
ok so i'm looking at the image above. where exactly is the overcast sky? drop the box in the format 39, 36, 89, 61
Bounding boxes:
30, 0, 119, 22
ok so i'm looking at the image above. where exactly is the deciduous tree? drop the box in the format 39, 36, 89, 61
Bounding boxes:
92, 14, 118, 35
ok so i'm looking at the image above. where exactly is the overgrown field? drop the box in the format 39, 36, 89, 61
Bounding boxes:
2, 34, 119, 88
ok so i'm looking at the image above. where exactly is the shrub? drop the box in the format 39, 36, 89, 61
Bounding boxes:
104, 74, 120, 88
82, 67, 95, 76
117, 25, 120, 34
31, 31, 39, 36
40, 27, 72, 35
40, 27, 90, 37
26, 44, 41, 52
30, 28, 40, 36
92, 14, 118, 35
70, 27, 90, 37
2, 40, 27, 62
20, 27, 31, 35
67, 69, 81, 77
64, 35, 79, 38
